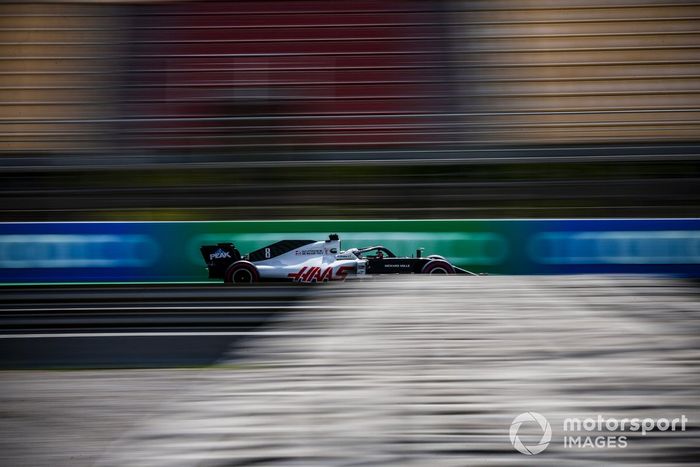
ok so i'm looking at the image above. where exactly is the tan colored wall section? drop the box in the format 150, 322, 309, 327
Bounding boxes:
455, 0, 700, 144
0, 3, 124, 152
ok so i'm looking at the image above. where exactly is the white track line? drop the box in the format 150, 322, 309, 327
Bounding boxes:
0, 305, 352, 312
0, 331, 323, 339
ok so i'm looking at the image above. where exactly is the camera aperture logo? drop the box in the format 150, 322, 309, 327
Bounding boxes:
509, 412, 552, 455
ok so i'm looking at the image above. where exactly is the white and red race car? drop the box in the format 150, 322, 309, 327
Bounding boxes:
201, 234, 474, 284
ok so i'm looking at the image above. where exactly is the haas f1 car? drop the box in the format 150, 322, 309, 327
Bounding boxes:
201, 234, 474, 284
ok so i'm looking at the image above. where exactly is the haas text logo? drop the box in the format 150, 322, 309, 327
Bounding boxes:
288, 266, 353, 283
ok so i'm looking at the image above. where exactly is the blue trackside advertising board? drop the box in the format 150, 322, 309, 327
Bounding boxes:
0, 219, 698, 284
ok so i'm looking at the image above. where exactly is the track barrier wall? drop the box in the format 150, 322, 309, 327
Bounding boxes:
0, 219, 698, 283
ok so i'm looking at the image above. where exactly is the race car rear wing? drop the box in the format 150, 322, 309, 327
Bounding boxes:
200, 243, 241, 279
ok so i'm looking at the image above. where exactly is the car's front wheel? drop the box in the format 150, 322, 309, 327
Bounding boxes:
421, 260, 455, 275
224, 261, 260, 284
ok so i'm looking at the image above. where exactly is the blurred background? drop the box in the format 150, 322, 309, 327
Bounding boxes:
2, 3, 700, 466
2, 0, 699, 221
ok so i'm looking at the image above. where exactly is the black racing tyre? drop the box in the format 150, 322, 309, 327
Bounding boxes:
224, 260, 260, 284
421, 259, 456, 275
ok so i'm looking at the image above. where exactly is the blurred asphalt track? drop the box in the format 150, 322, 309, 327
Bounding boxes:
0, 284, 311, 368
0, 276, 699, 466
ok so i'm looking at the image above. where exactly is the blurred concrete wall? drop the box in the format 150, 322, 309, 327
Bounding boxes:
0, 0, 698, 159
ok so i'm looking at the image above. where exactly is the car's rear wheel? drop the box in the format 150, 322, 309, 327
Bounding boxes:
224, 261, 260, 284
421, 260, 455, 275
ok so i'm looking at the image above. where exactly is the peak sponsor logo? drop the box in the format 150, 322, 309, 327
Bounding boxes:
288, 265, 354, 283
209, 248, 231, 260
